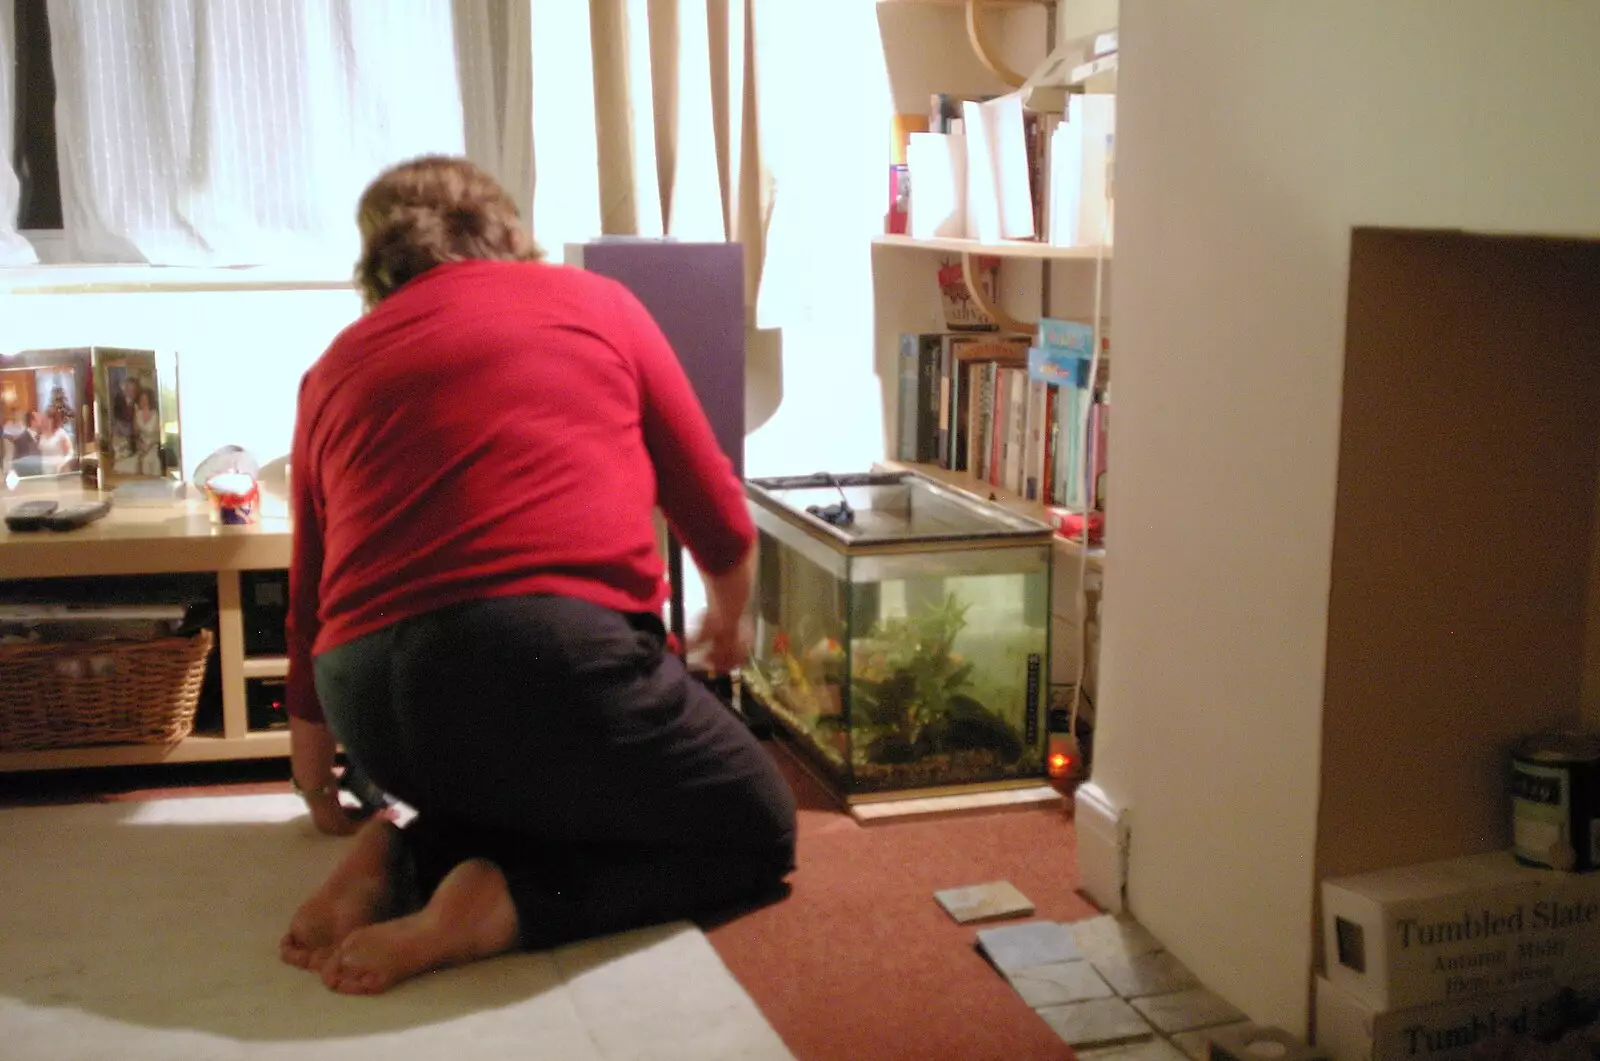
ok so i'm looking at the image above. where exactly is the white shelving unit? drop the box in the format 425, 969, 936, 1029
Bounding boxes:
0, 494, 294, 772
874, 0, 1112, 712
872, 233, 1110, 261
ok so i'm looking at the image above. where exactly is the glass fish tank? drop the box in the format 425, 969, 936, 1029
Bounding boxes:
741, 470, 1054, 801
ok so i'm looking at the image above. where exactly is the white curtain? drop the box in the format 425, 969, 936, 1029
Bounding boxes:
453, 0, 533, 224
523, 0, 765, 286
0, 0, 40, 264
45, 0, 471, 266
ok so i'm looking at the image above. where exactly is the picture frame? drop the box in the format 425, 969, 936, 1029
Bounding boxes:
89, 348, 184, 487
0, 347, 95, 486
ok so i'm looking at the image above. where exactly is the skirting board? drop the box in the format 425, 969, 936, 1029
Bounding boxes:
1074, 781, 1128, 912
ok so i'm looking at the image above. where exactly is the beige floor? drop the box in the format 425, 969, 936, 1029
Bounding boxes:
0, 793, 794, 1061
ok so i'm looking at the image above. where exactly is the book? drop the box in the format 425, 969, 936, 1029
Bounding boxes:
947, 334, 1027, 472
966, 93, 1036, 241
896, 333, 945, 462
1048, 94, 1116, 247
934, 879, 1035, 924
907, 132, 967, 239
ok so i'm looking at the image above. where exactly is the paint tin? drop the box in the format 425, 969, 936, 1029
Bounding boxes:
1509, 730, 1600, 872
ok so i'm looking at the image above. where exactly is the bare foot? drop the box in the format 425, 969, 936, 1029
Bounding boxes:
319, 858, 520, 995
280, 818, 408, 971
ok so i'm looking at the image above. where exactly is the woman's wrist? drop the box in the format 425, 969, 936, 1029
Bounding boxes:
291, 773, 340, 800
289, 715, 341, 801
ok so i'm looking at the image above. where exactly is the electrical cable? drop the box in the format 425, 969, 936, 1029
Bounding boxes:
805, 472, 855, 527
1065, 148, 1111, 752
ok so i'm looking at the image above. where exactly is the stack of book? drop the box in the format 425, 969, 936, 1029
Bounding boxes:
895, 316, 1108, 527
889, 89, 1114, 248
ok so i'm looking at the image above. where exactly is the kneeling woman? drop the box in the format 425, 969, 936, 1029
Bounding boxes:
279, 156, 796, 995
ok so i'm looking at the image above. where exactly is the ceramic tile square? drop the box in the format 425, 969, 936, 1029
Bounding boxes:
1071, 914, 1163, 963
976, 920, 1081, 972
1006, 959, 1114, 1007
1204, 1023, 1327, 1061
934, 879, 1035, 924
1079, 1034, 1193, 1061
1171, 1022, 1258, 1061
1089, 949, 1199, 998
1035, 996, 1154, 1048
1132, 988, 1248, 1035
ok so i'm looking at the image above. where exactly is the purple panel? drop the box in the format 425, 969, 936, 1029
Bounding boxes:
568, 241, 746, 477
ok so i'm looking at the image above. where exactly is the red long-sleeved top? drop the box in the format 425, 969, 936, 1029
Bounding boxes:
285, 259, 754, 723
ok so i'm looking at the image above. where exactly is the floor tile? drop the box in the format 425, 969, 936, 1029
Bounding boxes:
1132, 988, 1249, 1034
1079, 1035, 1192, 1061
1036, 998, 1152, 1049
1171, 1022, 1259, 1061
934, 879, 1035, 924
1071, 915, 1163, 963
1202, 1022, 1326, 1061
1089, 949, 1199, 998
976, 920, 1081, 972
1006, 959, 1114, 1007
1035, 997, 1154, 1048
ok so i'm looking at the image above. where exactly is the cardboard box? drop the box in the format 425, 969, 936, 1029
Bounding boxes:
1313, 975, 1598, 1061
1321, 850, 1600, 1010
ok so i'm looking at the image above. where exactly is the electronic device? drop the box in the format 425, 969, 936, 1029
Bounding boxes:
240, 569, 290, 656
246, 677, 288, 731
42, 500, 112, 531
4, 499, 59, 532
1046, 707, 1084, 780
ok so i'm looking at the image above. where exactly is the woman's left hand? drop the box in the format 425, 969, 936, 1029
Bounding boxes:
692, 606, 751, 674
301, 787, 385, 836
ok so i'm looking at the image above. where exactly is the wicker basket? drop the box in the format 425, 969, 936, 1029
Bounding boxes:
0, 629, 214, 751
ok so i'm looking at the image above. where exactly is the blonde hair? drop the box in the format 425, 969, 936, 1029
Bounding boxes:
354, 155, 542, 309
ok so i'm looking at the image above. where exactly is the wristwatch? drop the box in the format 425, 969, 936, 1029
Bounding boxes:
291, 774, 339, 800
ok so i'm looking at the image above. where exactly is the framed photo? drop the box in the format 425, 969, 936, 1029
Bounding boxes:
0, 347, 94, 485
91, 348, 183, 486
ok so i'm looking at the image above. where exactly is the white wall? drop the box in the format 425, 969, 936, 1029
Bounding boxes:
1054, 0, 1116, 49
1098, 0, 1600, 1031
6, 281, 361, 479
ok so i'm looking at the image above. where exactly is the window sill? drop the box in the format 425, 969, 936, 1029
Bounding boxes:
2, 262, 356, 296
4, 232, 356, 295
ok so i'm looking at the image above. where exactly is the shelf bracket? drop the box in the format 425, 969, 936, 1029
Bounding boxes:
962, 252, 1036, 334
965, 0, 1029, 88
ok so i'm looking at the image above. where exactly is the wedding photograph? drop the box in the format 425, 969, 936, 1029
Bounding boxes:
0, 348, 91, 481
93, 349, 167, 480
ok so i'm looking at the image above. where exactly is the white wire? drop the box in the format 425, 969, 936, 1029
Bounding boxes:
1065, 127, 1112, 750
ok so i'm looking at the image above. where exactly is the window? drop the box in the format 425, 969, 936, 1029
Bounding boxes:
11, 0, 61, 230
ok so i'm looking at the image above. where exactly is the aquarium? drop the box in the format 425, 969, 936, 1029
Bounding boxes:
741, 471, 1054, 801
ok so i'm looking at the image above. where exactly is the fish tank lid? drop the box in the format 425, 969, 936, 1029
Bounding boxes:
744, 470, 1055, 549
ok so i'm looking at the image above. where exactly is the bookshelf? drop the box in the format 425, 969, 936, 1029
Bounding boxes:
875, 0, 1111, 713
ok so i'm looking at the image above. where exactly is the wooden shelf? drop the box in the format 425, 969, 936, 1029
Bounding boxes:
0, 730, 290, 773
0, 498, 291, 579
241, 656, 289, 679
873, 234, 1112, 261
0, 499, 296, 773
883, 460, 1106, 570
